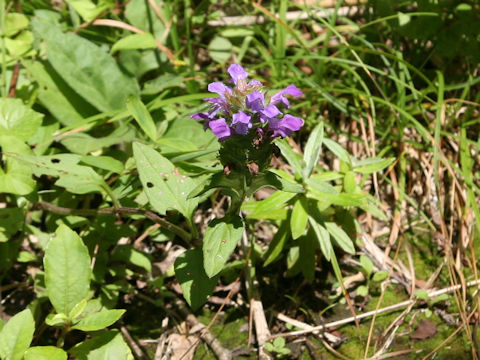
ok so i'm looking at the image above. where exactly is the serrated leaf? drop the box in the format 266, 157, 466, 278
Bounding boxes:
303, 122, 323, 178
290, 197, 308, 239
324, 222, 355, 254
0, 135, 35, 195
0, 309, 35, 360
31, 17, 139, 113
70, 330, 134, 360
24, 346, 67, 360
72, 309, 125, 331
44, 224, 91, 315
133, 142, 198, 222
308, 217, 332, 261
111, 33, 157, 54
175, 248, 218, 310
274, 138, 304, 176
0, 98, 43, 142
126, 95, 157, 141
203, 215, 244, 278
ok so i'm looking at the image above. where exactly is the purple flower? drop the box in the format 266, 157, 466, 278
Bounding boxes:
209, 118, 232, 141
246, 91, 265, 112
260, 104, 281, 123
232, 112, 252, 135
228, 64, 248, 85
270, 85, 303, 108
269, 114, 304, 138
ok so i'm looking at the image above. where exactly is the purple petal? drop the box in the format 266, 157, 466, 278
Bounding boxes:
270, 84, 302, 108
248, 79, 262, 86
246, 91, 265, 112
261, 104, 281, 118
232, 112, 252, 135
209, 118, 232, 141
227, 64, 248, 84
284, 85, 303, 97
269, 114, 304, 138
208, 82, 231, 96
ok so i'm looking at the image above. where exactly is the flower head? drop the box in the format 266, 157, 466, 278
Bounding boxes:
191, 64, 303, 141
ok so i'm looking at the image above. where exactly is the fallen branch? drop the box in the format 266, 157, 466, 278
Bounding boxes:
272, 279, 480, 339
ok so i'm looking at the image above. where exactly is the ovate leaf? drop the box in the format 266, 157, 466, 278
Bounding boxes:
174, 248, 218, 310
133, 142, 198, 222
203, 215, 244, 278
72, 309, 125, 332
0, 135, 35, 195
24, 346, 67, 360
44, 224, 91, 315
208, 36, 232, 64
0, 98, 43, 142
0, 309, 35, 360
0, 208, 25, 243
70, 330, 134, 360
32, 17, 139, 113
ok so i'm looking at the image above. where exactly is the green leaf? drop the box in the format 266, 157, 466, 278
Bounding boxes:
356, 285, 369, 297
45, 313, 68, 327
32, 17, 139, 113
303, 122, 323, 178
5, 13, 29, 37
323, 138, 351, 166
360, 255, 374, 276
126, 95, 158, 141
65, 0, 111, 22
44, 224, 91, 315
247, 171, 305, 196
72, 309, 125, 331
0, 98, 43, 142
174, 248, 218, 310
372, 270, 389, 282
24, 346, 67, 360
309, 217, 332, 261
414, 289, 429, 301
203, 215, 244, 278
274, 138, 304, 176
324, 222, 355, 254
0, 135, 35, 195
111, 245, 152, 273
0, 309, 35, 360
208, 36, 232, 64
352, 157, 394, 174
0, 208, 24, 243
70, 330, 134, 360
343, 171, 356, 193
60, 127, 135, 155
11, 153, 107, 195
111, 33, 157, 54
290, 197, 308, 239
80, 156, 124, 174
188, 172, 242, 200
133, 142, 198, 222
264, 222, 289, 266
242, 191, 296, 215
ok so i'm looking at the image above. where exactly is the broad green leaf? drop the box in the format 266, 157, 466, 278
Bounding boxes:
174, 248, 218, 310
303, 122, 324, 178
0, 135, 35, 195
324, 222, 355, 254
309, 217, 332, 261
126, 95, 157, 141
70, 330, 134, 360
290, 197, 308, 239
323, 138, 351, 166
274, 138, 304, 176
80, 156, 124, 174
0, 309, 35, 360
208, 36, 232, 64
203, 215, 244, 278
111, 33, 157, 54
0, 209, 25, 243
12, 153, 107, 195
44, 224, 91, 315
111, 245, 152, 273
247, 171, 305, 196
5, 13, 29, 37
352, 157, 394, 174
24, 346, 67, 360
32, 17, 139, 113
23, 61, 94, 126
133, 142, 198, 221
65, 0, 111, 22
264, 222, 289, 266
72, 309, 125, 331
5, 31, 34, 57
0, 98, 43, 142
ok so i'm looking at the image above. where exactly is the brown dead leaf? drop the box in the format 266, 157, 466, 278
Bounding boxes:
411, 319, 437, 340
166, 333, 197, 360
